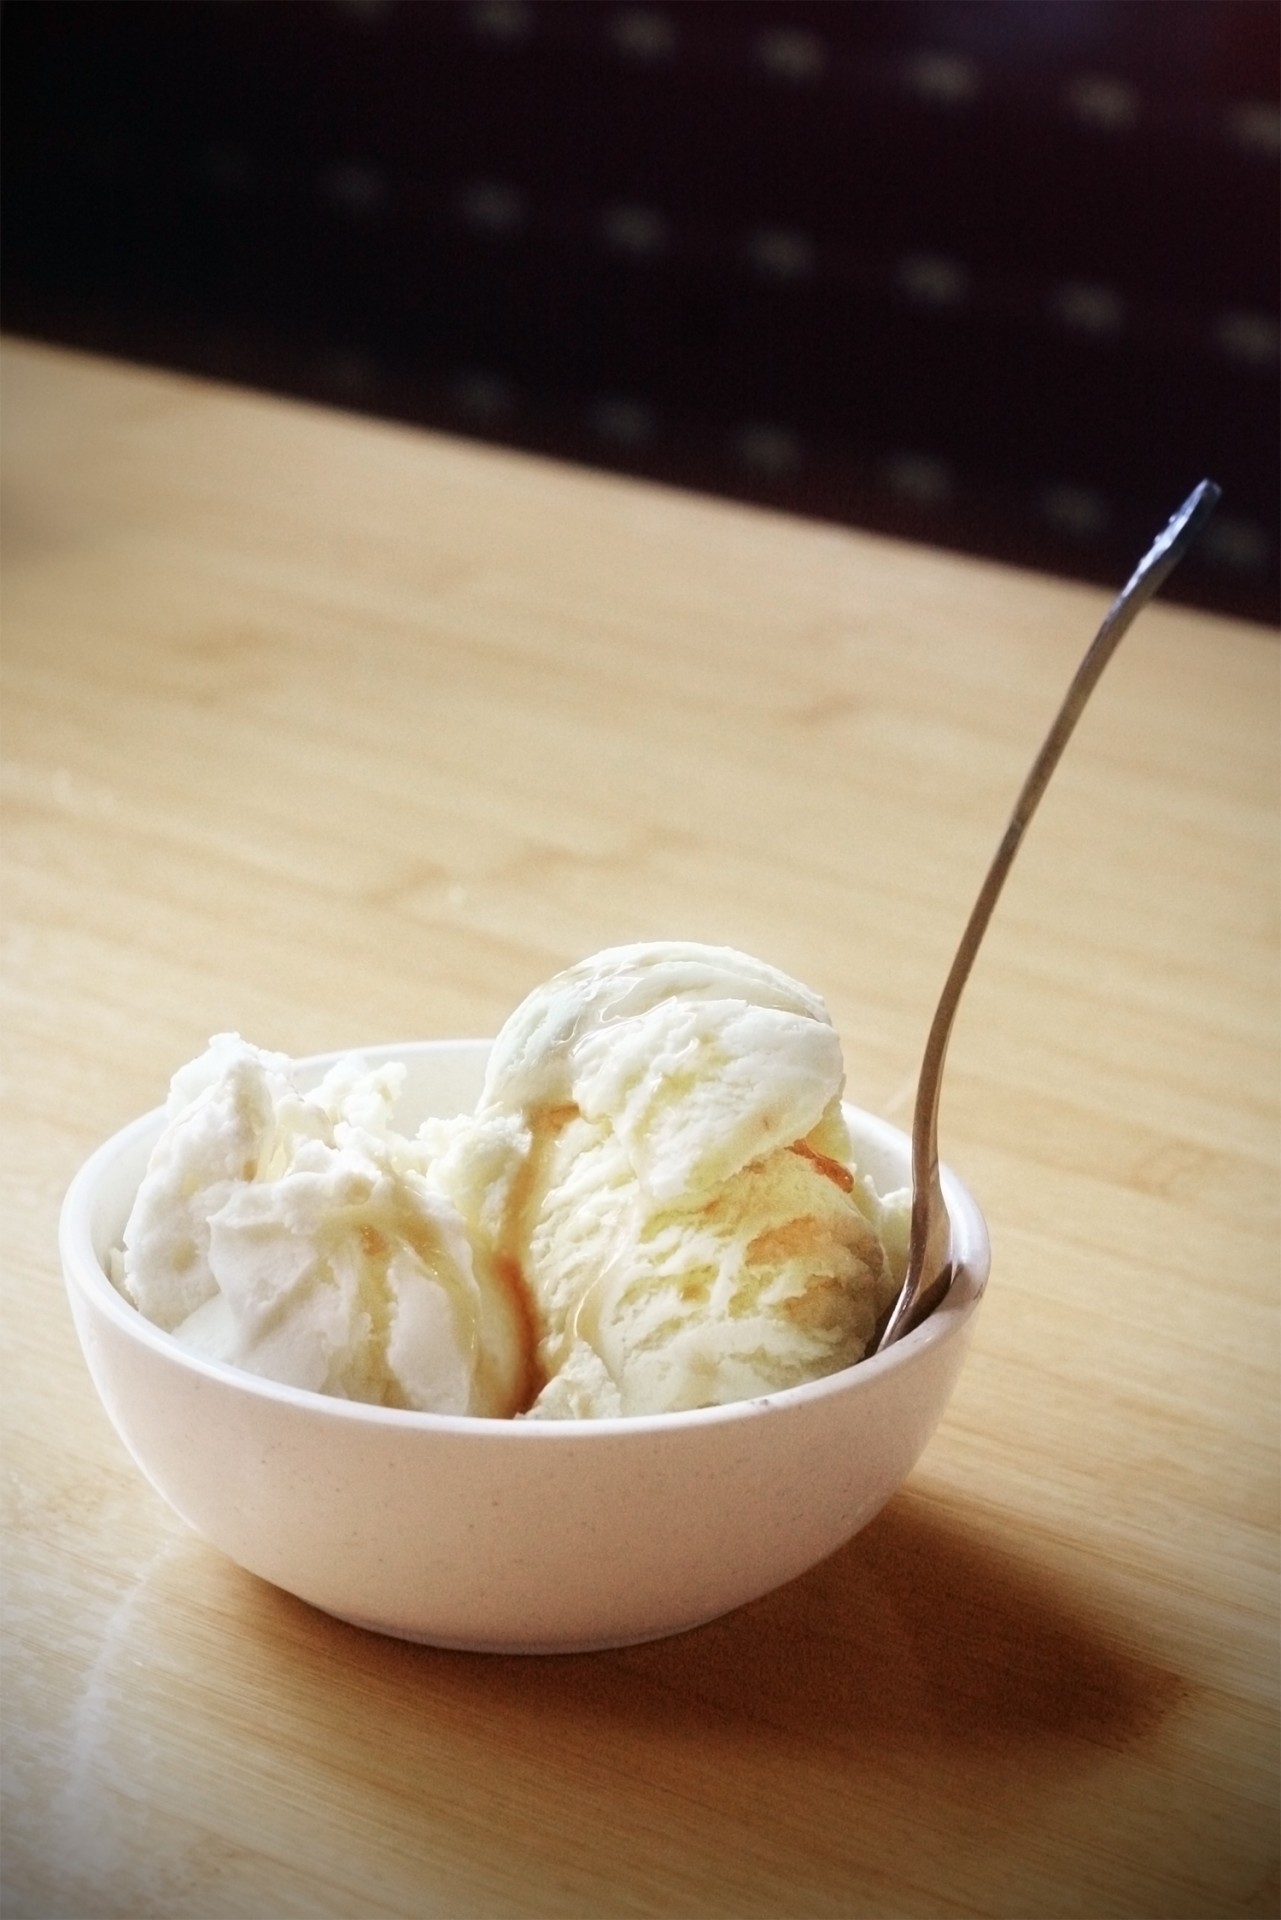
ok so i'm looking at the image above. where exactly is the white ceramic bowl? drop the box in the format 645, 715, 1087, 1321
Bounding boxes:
60, 1040, 988, 1653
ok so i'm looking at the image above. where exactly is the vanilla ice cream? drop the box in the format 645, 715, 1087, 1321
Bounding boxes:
114, 944, 907, 1418
428, 943, 905, 1416
112, 1035, 531, 1416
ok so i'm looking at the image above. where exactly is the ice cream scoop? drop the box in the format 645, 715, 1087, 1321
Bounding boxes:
113, 1035, 531, 1416
428, 941, 907, 1417
112, 946, 908, 1421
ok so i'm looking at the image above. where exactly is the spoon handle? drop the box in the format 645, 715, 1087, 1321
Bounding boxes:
875, 480, 1222, 1352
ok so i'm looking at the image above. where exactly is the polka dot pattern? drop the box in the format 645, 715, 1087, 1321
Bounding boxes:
2, 0, 1275, 623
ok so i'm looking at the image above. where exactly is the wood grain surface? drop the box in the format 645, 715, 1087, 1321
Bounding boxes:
2, 337, 1277, 1920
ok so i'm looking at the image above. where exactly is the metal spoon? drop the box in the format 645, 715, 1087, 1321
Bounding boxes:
874, 479, 1222, 1353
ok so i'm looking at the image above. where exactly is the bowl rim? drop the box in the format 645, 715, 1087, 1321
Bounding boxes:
60, 1037, 990, 1439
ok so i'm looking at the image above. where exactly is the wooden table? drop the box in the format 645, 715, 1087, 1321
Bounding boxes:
3, 338, 1277, 1920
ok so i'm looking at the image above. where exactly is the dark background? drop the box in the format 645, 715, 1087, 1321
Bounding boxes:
3, 0, 1278, 624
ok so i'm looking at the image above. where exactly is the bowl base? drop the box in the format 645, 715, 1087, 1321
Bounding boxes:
318, 1600, 734, 1656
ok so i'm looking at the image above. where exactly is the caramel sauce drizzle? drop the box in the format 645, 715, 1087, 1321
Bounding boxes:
789, 1139, 855, 1192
